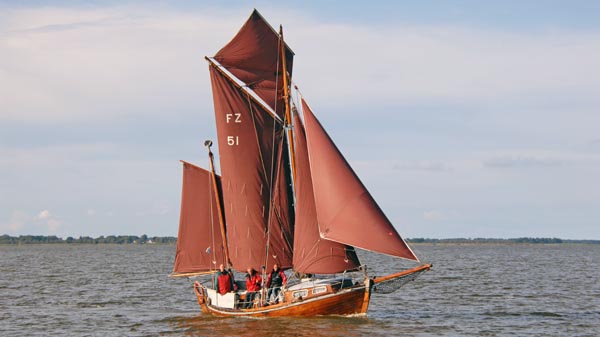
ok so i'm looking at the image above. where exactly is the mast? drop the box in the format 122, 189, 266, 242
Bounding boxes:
205, 140, 231, 268
279, 25, 297, 182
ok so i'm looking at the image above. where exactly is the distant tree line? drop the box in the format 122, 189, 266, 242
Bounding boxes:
0, 234, 177, 245
406, 237, 600, 244
1, 235, 597, 245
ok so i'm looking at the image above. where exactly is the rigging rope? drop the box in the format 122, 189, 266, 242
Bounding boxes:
371, 268, 429, 294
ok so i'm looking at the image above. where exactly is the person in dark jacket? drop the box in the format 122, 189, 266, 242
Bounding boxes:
216, 264, 234, 295
244, 267, 262, 309
266, 263, 287, 304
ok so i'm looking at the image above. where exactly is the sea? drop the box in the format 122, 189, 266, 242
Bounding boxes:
1, 243, 598, 336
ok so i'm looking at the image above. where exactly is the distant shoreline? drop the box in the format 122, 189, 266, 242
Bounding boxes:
0, 235, 176, 245
1, 235, 598, 245
407, 238, 600, 244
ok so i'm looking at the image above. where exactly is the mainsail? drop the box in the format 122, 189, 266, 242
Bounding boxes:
173, 161, 226, 275
208, 64, 293, 272
301, 99, 418, 261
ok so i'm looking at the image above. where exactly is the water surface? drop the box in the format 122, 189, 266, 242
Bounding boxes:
1, 244, 598, 336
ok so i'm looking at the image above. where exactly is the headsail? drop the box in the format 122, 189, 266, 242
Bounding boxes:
301, 99, 418, 261
214, 9, 294, 117
208, 66, 293, 272
173, 161, 226, 275
293, 112, 361, 273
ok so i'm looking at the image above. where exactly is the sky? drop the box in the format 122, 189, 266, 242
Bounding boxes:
1, 1, 599, 239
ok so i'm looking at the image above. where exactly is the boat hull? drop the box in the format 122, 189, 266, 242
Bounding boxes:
191, 264, 431, 317
193, 279, 372, 317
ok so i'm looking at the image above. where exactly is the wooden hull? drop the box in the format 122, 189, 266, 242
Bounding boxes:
193, 279, 372, 317
191, 264, 431, 317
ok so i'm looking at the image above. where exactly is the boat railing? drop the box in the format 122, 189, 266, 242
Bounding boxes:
238, 290, 262, 309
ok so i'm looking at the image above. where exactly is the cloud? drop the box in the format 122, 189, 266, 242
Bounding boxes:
393, 160, 450, 172
588, 139, 600, 152
37, 209, 51, 219
479, 149, 600, 170
2, 5, 599, 126
0, 143, 120, 169
0, 210, 30, 233
134, 199, 173, 217
36, 209, 63, 233
423, 210, 445, 221
484, 154, 565, 168
290, 21, 600, 111
0, 209, 62, 234
0, 6, 242, 124
47, 219, 62, 233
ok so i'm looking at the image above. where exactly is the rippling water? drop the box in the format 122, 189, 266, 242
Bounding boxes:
1, 244, 598, 336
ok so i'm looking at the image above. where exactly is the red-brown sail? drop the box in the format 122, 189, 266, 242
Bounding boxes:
173, 161, 226, 275
293, 113, 361, 273
301, 99, 418, 261
266, 136, 295, 268
209, 66, 292, 271
214, 9, 294, 116
174, 10, 431, 318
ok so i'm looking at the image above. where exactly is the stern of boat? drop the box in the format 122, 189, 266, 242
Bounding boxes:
193, 281, 210, 313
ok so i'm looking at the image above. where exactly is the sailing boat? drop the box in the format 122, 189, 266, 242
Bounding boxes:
171, 10, 431, 317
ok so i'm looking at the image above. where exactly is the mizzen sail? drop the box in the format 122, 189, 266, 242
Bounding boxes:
173, 161, 226, 275
301, 99, 418, 261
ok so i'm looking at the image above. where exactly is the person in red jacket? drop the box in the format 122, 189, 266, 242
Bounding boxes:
266, 263, 287, 304
243, 267, 262, 309
216, 264, 234, 295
